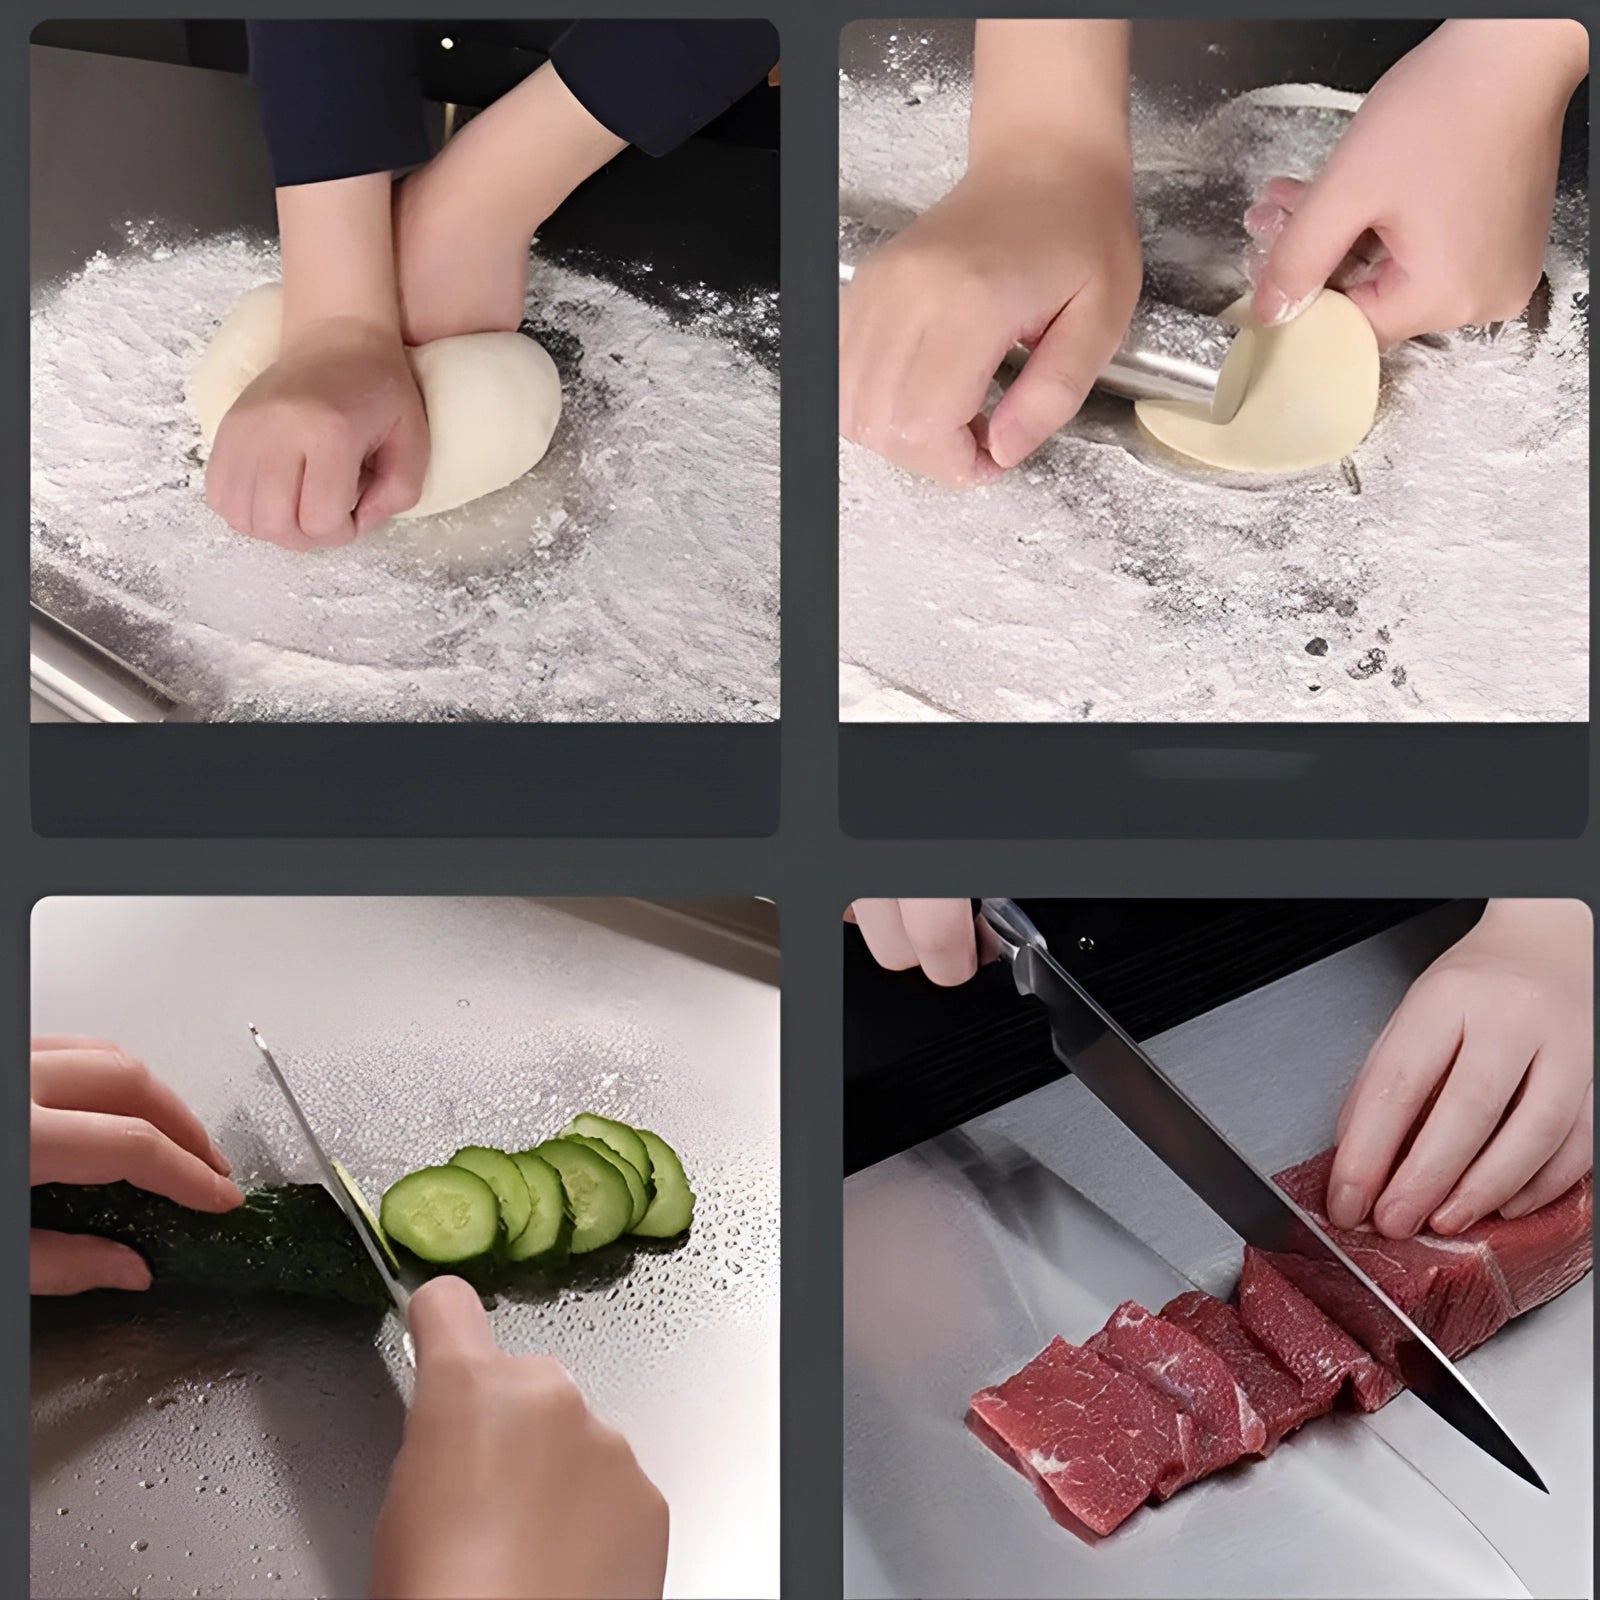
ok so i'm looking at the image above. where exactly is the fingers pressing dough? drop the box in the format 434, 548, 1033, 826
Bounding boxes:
1135, 289, 1379, 472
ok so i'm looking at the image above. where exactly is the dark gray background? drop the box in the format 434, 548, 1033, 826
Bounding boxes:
5, 4, 1598, 1599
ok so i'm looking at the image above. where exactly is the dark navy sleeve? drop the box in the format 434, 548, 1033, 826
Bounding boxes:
548, 21, 779, 157
247, 22, 431, 186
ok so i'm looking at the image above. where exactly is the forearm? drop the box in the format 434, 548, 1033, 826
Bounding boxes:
1434, 18, 1589, 100
277, 174, 402, 343
970, 19, 1131, 172
434, 61, 628, 241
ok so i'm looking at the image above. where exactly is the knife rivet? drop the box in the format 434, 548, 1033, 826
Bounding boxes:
1077, 936, 1095, 952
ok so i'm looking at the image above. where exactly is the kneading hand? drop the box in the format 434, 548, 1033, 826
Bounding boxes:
204, 318, 429, 550
1247, 20, 1588, 346
1328, 900, 1593, 1238
371, 1276, 669, 1600
31, 1037, 243, 1295
840, 157, 1141, 487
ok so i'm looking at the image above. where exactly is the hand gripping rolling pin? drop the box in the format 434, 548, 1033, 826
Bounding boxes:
839, 213, 1246, 423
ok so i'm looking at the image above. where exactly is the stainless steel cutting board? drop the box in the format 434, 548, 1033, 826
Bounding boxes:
31, 897, 780, 1600
843, 902, 1591, 1598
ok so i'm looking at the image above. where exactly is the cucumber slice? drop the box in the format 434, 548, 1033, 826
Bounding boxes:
534, 1139, 633, 1254
380, 1166, 502, 1264
566, 1134, 650, 1231
630, 1129, 694, 1238
506, 1150, 573, 1263
448, 1146, 532, 1245
562, 1113, 654, 1186
330, 1157, 401, 1274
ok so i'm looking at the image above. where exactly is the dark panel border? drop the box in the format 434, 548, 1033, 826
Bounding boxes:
32, 723, 779, 837
841, 724, 1588, 839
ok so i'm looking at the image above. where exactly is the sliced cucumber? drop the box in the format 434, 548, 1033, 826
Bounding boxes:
562, 1113, 654, 1186
448, 1146, 532, 1246
506, 1150, 573, 1263
534, 1138, 633, 1254
630, 1129, 694, 1238
566, 1134, 650, 1231
380, 1166, 502, 1264
330, 1157, 401, 1274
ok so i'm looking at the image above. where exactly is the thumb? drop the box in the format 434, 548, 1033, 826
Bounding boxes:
1252, 175, 1368, 328
987, 283, 1129, 471
406, 1274, 497, 1372
31, 1230, 152, 1295
355, 403, 430, 535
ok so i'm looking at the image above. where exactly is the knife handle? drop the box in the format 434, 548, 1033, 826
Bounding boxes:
979, 898, 1049, 960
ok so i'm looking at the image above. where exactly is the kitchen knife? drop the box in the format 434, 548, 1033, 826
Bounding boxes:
248, 1024, 415, 1335
978, 898, 1547, 1492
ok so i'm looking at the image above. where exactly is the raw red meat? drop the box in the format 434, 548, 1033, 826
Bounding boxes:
1086, 1300, 1267, 1490
1238, 1249, 1404, 1412
1489, 1173, 1594, 1314
968, 1335, 1194, 1535
1160, 1290, 1328, 1449
1274, 1152, 1593, 1356
972, 1152, 1592, 1539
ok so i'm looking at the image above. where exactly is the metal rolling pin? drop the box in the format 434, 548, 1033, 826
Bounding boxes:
30, 604, 183, 723
840, 215, 1245, 423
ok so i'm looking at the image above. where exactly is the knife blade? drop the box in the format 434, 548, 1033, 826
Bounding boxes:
978, 898, 1546, 1492
248, 1024, 413, 1327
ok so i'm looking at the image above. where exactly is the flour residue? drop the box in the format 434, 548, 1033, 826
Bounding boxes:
32, 234, 780, 722
840, 32, 1588, 723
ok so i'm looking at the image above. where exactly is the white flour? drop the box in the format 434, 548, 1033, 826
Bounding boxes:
32, 233, 780, 722
840, 38, 1588, 723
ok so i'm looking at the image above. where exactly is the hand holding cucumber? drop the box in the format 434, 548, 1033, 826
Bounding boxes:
371, 1275, 669, 1600
30, 1037, 244, 1295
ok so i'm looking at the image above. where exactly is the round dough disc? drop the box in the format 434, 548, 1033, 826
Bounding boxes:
188, 283, 562, 521
1134, 289, 1378, 472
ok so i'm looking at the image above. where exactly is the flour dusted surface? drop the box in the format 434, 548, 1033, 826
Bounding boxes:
32, 234, 779, 722
839, 33, 1588, 723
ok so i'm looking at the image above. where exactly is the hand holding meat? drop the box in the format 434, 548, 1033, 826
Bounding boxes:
1329, 899, 1593, 1238
371, 1275, 669, 1600
1247, 19, 1588, 345
30, 1037, 243, 1295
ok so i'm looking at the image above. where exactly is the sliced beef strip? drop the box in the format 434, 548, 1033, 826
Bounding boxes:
1238, 1248, 1405, 1412
1160, 1290, 1328, 1450
968, 1335, 1195, 1536
1086, 1300, 1267, 1492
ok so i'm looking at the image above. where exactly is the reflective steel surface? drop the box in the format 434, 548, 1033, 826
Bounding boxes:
32, 898, 780, 1599
844, 904, 1591, 1597
978, 897, 1544, 1490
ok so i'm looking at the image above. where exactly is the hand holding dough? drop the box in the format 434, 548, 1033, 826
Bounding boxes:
1135, 289, 1379, 472
190, 284, 562, 521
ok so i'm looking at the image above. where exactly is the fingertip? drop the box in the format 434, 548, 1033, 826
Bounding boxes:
1252, 278, 1321, 329
114, 1251, 154, 1292
1326, 1180, 1366, 1231
1372, 1196, 1420, 1240
407, 1273, 494, 1360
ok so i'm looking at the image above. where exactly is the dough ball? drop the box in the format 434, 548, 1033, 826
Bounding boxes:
1135, 290, 1379, 472
188, 282, 562, 521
